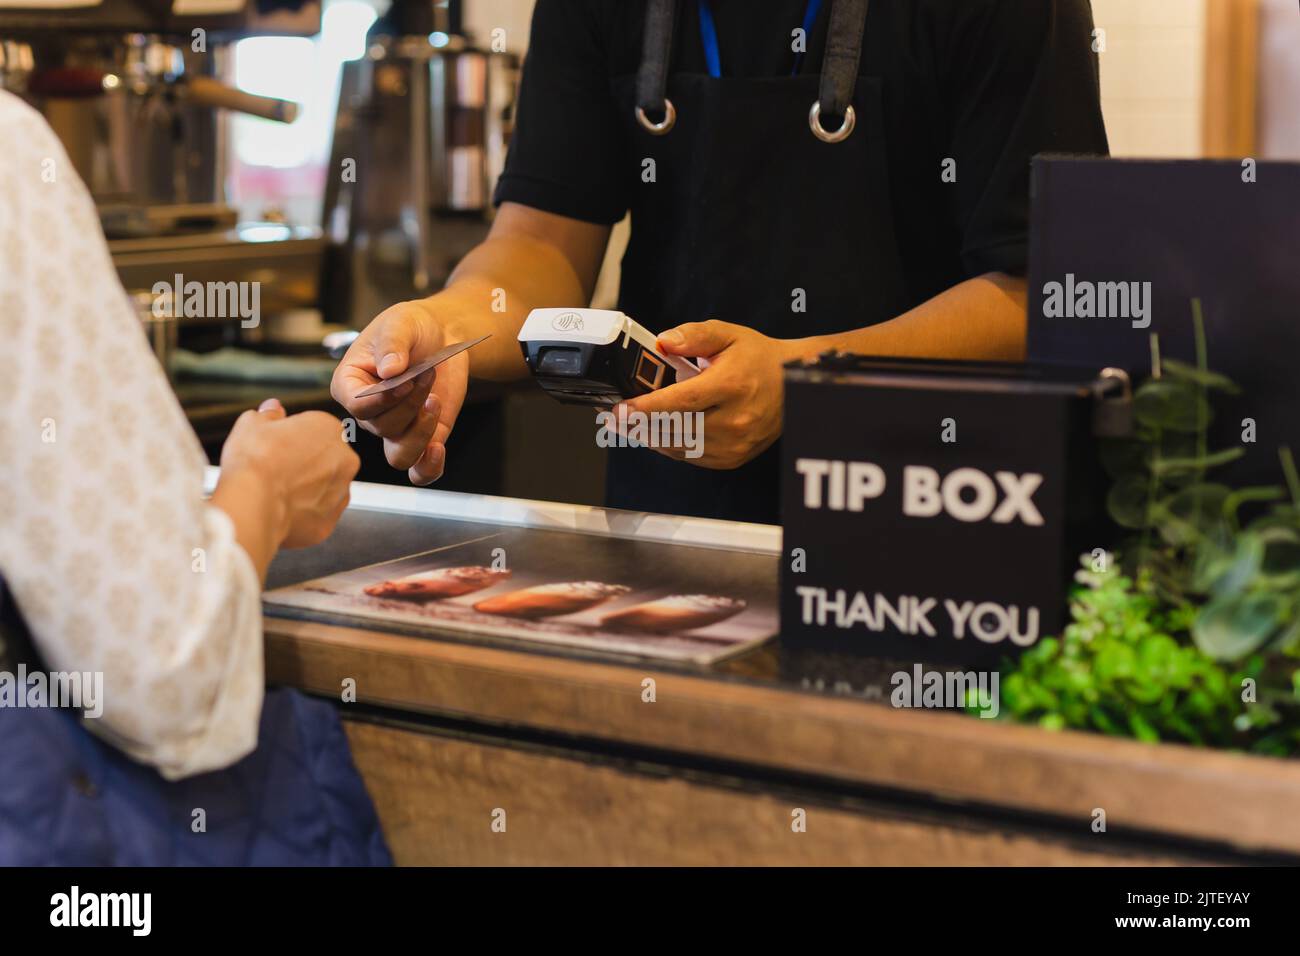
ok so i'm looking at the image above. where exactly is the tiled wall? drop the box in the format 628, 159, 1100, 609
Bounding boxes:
1089, 0, 1208, 157
1258, 0, 1300, 158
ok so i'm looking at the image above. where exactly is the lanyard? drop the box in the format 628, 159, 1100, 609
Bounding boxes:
697, 0, 824, 79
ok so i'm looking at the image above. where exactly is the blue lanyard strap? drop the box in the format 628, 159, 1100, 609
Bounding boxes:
698, 0, 722, 78
698, 0, 824, 79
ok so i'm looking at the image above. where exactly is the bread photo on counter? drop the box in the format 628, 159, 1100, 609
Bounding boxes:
363, 566, 512, 601
601, 595, 746, 634
473, 582, 631, 619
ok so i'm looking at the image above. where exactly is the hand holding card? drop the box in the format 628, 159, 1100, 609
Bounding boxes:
330, 297, 492, 486
355, 334, 492, 398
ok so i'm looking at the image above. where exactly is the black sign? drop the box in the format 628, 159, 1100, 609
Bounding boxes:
780, 357, 1114, 667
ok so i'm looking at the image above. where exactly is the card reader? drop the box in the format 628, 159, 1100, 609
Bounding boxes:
518, 308, 700, 407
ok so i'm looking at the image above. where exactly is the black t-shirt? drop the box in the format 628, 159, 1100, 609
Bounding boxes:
494, 0, 1109, 300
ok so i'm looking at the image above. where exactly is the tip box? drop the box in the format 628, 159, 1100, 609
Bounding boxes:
779, 355, 1121, 667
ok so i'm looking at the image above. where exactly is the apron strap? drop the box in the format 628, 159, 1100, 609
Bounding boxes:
635, 0, 868, 143
636, 0, 678, 134
811, 0, 869, 143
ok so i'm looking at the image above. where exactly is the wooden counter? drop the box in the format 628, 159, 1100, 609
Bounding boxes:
253, 481, 1300, 866
264, 615, 1300, 865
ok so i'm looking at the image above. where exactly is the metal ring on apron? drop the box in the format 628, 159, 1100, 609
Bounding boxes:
636, 99, 677, 135
808, 101, 856, 143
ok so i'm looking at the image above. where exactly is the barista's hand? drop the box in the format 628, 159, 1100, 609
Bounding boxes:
619, 320, 805, 470
330, 299, 469, 485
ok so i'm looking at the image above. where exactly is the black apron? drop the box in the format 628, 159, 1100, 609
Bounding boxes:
607, 0, 910, 524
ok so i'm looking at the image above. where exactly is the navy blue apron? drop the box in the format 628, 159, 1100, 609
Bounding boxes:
606, 0, 909, 524
0, 576, 391, 866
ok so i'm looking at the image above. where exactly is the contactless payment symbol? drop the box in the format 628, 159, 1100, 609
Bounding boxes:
552, 311, 585, 332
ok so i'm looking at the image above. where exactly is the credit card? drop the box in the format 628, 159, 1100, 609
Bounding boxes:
355, 333, 491, 398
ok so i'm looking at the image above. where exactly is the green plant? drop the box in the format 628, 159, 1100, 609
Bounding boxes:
995, 559, 1269, 747
1101, 302, 1300, 661
983, 300, 1300, 755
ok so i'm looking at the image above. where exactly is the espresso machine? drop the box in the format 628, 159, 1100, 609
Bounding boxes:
319, 0, 520, 327
0, 0, 326, 344
315, 1, 608, 505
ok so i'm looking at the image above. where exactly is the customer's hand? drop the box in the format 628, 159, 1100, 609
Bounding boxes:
330, 298, 470, 486
219, 399, 360, 549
